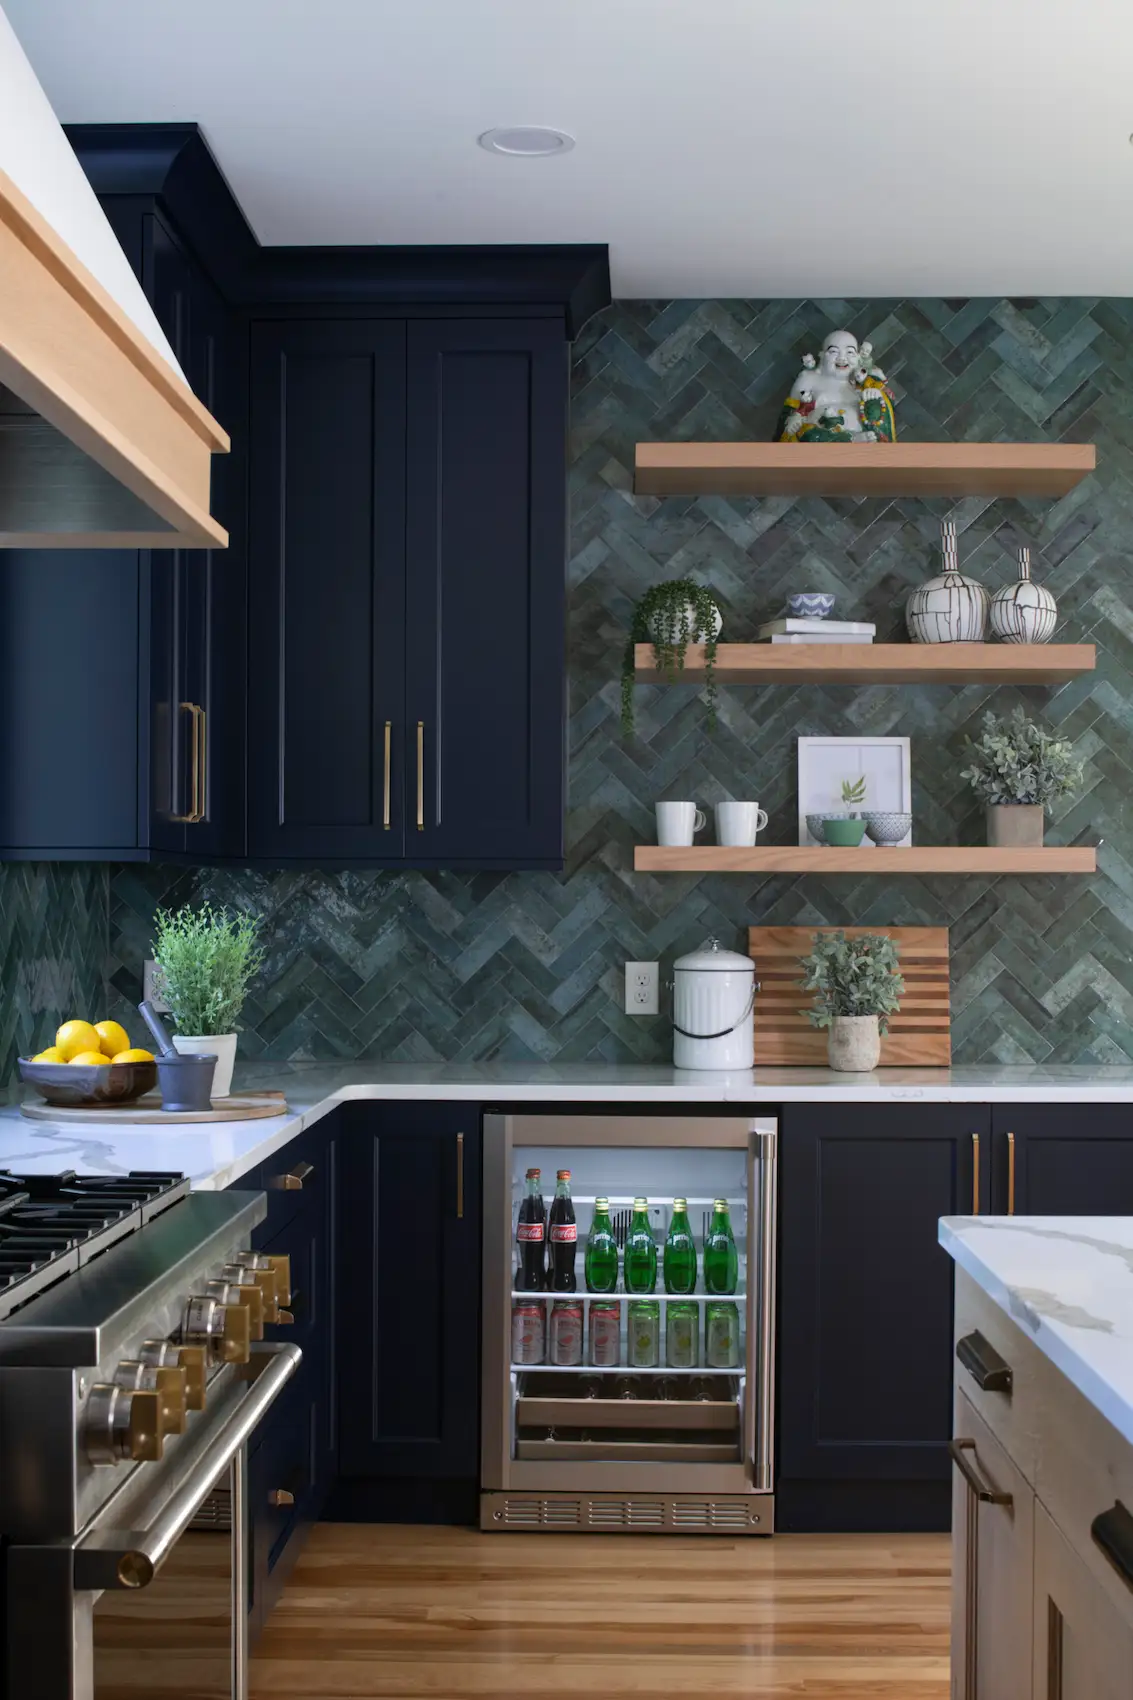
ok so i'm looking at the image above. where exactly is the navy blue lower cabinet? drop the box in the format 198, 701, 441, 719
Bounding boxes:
991, 1104, 1133, 1213
332, 1102, 481, 1524
776, 1103, 989, 1532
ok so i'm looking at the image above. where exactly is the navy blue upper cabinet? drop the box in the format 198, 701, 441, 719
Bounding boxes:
247, 315, 567, 867
990, 1105, 1133, 1213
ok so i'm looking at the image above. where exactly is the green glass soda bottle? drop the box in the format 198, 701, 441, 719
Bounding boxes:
703, 1198, 739, 1295
623, 1197, 658, 1294
663, 1198, 697, 1295
585, 1197, 620, 1293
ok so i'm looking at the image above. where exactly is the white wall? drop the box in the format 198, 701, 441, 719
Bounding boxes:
0, 3, 182, 376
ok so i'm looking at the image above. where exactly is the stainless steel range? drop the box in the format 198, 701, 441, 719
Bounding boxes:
0, 1169, 301, 1700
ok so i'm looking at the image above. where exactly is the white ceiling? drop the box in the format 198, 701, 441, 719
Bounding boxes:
6, 0, 1133, 298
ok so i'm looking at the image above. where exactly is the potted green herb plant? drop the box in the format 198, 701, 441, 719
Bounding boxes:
152, 903, 264, 1098
621, 579, 722, 736
959, 707, 1083, 848
799, 931, 905, 1072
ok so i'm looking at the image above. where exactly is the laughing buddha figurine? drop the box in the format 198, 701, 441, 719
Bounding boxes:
774, 329, 897, 443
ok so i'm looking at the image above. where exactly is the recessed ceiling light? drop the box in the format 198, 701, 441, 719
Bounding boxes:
478, 127, 575, 158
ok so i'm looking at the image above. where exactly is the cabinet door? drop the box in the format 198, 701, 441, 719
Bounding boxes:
338, 1105, 481, 1485
405, 319, 567, 867
1033, 1499, 1133, 1700
248, 321, 406, 860
992, 1106, 1133, 1216
951, 1390, 1033, 1700
778, 1104, 989, 1527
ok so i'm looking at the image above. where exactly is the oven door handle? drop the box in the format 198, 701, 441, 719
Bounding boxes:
74, 1342, 301, 1591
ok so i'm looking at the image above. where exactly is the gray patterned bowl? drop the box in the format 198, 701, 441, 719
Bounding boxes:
788, 592, 836, 619
862, 811, 912, 845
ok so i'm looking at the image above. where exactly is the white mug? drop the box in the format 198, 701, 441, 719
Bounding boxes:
715, 800, 769, 847
656, 801, 706, 846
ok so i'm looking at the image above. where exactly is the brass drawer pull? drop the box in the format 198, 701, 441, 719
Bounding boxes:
949, 1437, 1013, 1507
1007, 1130, 1016, 1215
1092, 1501, 1133, 1593
383, 720, 392, 829
956, 1330, 1013, 1395
456, 1132, 464, 1219
416, 721, 424, 831
275, 1161, 314, 1192
171, 702, 204, 823
268, 1488, 295, 1509
971, 1132, 980, 1214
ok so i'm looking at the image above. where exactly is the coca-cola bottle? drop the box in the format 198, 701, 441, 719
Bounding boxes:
515, 1167, 546, 1290
547, 1169, 578, 1291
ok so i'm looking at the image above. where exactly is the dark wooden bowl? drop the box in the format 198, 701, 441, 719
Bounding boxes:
18, 1057, 158, 1106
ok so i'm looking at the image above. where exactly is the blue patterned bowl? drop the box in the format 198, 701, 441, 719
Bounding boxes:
787, 592, 836, 619
862, 811, 912, 845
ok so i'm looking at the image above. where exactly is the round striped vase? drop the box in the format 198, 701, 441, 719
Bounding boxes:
905, 520, 989, 644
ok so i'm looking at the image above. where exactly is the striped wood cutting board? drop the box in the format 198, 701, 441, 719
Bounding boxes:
746, 926, 951, 1066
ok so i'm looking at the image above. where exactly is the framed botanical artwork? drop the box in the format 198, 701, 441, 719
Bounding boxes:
797, 736, 912, 846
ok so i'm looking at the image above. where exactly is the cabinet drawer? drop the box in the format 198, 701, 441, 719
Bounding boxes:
249, 1367, 316, 1604
252, 1122, 331, 1242
1034, 1498, 1133, 1699
954, 1273, 1045, 1483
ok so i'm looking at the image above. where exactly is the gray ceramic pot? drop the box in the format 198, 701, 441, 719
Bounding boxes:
827, 1015, 881, 1072
986, 804, 1044, 848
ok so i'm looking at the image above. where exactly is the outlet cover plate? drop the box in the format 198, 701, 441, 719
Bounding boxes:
624, 961, 659, 1016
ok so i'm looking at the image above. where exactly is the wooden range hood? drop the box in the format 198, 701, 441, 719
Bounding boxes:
0, 163, 228, 548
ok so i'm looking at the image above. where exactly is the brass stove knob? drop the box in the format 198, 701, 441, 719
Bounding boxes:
182, 1293, 251, 1366
85, 1384, 163, 1465
113, 1360, 188, 1435
139, 1339, 207, 1412
264, 1254, 292, 1308
219, 1266, 268, 1337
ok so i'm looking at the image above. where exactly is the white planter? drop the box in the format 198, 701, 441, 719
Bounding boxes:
172, 1032, 237, 1098
648, 600, 722, 645
827, 1015, 881, 1073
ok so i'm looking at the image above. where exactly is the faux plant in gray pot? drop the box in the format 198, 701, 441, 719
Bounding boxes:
151, 903, 264, 1098
621, 579, 722, 736
799, 931, 905, 1073
959, 707, 1083, 848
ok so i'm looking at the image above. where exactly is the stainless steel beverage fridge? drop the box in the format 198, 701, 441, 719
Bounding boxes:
481, 1113, 778, 1534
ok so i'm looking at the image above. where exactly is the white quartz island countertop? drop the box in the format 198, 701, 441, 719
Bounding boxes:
0, 1059, 1130, 1192
941, 1214, 1133, 1450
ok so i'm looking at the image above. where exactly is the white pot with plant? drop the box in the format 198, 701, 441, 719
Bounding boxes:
151, 903, 264, 1098
959, 707, 1083, 848
799, 931, 905, 1073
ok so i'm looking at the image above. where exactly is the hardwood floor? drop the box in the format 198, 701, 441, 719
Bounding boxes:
251, 1524, 951, 1698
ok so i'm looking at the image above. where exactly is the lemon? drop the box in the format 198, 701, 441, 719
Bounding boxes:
95, 1020, 130, 1059
70, 1050, 112, 1067
112, 1048, 155, 1064
31, 1046, 67, 1063
55, 1020, 101, 1061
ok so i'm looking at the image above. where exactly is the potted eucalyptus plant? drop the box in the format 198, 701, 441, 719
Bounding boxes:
959, 707, 1083, 848
799, 931, 905, 1072
621, 579, 722, 736
151, 902, 264, 1098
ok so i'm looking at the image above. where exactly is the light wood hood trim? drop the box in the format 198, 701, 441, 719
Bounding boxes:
0, 165, 228, 547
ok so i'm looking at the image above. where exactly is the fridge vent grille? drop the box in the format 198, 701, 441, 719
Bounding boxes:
501, 1498, 582, 1527
483, 1492, 770, 1535
188, 1487, 232, 1532
588, 1499, 666, 1529
672, 1499, 757, 1531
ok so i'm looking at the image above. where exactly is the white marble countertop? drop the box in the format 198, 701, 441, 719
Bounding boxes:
941, 1215, 1133, 1448
1, 1060, 1132, 1192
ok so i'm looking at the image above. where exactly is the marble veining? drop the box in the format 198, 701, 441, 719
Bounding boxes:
941, 1215, 1133, 1447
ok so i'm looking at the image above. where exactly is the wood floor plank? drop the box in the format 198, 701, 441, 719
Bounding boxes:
251, 1524, 951, 1699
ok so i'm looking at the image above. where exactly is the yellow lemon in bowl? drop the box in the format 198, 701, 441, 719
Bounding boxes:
31, 1046, 67, 1063
69, 1050, 112, 1067
111, 1048, 155, 1064
95, 1020, 130, 1059
55, 1020, 101, 1061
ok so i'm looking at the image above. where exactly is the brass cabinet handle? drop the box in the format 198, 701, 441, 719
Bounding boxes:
1092, 1501, 1133, 1594
196, 704, 207, 822
416, 721, 424, 830
275, 1161, 314, 1192
383, 720, 392, 829
456, 1131, 464, 1219
971, 1133, 980, 1214
171, 703, 203, 823
1007, 1131, 1016, 1215
268, 1488, 295, 1508
950, 1437, 1013, 1507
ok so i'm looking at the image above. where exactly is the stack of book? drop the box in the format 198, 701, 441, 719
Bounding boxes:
758, 617, 876, 646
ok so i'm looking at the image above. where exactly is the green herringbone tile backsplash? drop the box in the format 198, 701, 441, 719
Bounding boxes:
5, 296, 1132, 1077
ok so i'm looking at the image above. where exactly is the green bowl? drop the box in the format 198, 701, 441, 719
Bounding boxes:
18, 1057, 158, 1107
822, 818, 867, 847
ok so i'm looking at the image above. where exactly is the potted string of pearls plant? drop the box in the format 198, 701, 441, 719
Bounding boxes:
151, 903, 264, 1098
799, 931, 905, 1072
621, 579, 723, 736
959, 707, 1083, 848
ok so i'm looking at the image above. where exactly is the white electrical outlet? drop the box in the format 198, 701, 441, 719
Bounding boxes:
624, 961, 659, 1016
143, 958, 170, 1014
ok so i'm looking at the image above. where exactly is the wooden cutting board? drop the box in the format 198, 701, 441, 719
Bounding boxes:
20, 1091, 289, 1125
747, 926, 951, 1066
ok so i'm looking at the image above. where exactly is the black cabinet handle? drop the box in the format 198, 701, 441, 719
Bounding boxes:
956, 1330, 1013, 1394
1092, 1502, 1133, 1593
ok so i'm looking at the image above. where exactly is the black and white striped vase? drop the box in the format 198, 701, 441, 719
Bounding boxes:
988, 548, 1058, 644
905, 520, 989, 644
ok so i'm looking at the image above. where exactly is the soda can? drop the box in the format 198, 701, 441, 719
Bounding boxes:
705, 1301, 741, 1369
666, 1300, 699, 1369
627, 1299, 660, 1368
549, 1300, 584, 1366
588, 1300, 621, 1368
511, 1301, 545, 1366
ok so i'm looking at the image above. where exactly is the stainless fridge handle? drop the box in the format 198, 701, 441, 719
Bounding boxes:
73, 1342, 301, 1590
748, 1127, 778, 1492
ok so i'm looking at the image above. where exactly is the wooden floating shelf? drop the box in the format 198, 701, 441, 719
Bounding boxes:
634, 846, 1097, 875
633, 442, 1096, 498
634, 642, 1095, 686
